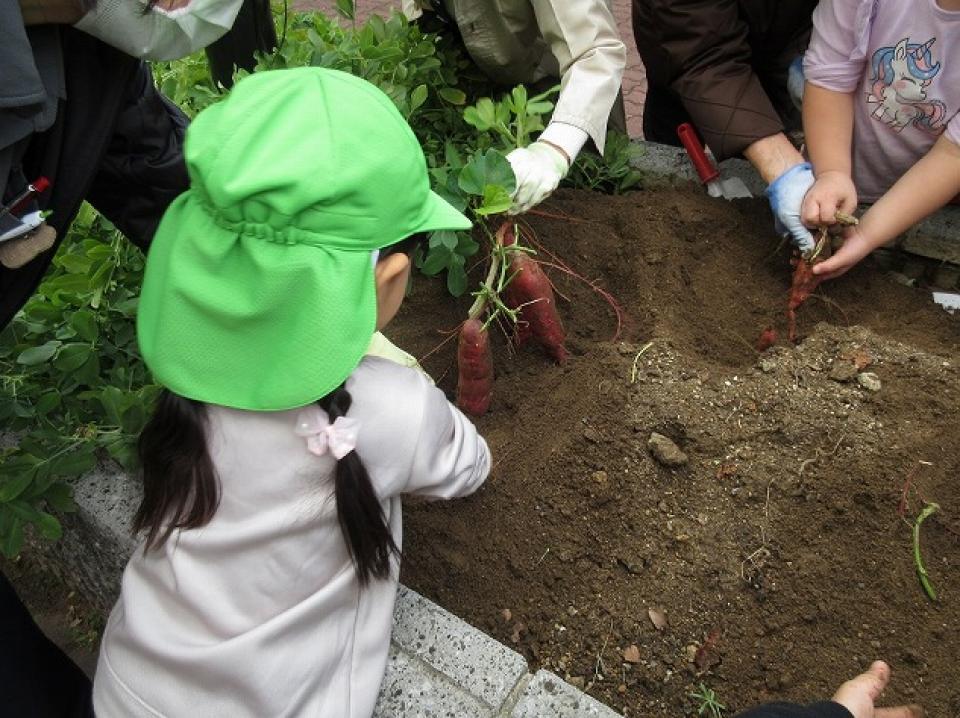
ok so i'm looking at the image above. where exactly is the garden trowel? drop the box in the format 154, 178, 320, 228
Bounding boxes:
676, 123, 752, 200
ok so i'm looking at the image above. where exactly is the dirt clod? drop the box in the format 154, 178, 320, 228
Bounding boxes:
648, 433, 688, 467
857, 371, 882, 392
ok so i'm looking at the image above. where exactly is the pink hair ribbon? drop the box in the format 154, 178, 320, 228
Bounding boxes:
294, 407, 360, 460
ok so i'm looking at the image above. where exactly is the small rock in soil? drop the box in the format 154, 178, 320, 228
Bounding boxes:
648, 607, 668, 631
857, 372, 882, 392
648, 433, 688, 467
829, 361, 859, 383
583, 426, 602, 443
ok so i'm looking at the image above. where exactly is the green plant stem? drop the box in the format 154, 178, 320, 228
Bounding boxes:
913, 502, 941, 601
467, 246, 501, 321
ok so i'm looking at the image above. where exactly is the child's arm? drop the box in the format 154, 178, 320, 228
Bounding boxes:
801, 82, 858, 227
813, 135, 960, 280
404, 376, 491, 500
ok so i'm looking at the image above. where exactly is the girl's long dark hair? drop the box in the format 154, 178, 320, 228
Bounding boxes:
318, 385, 399, 584
133, 391, 219, 551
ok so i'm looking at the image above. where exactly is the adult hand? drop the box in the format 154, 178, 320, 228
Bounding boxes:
765, 162, 816, 253
506, 142, 569, 215
802, 170, 858, 227
831, 661, 923, 718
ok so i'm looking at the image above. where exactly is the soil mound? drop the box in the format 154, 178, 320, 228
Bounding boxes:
389, 188, 960, 717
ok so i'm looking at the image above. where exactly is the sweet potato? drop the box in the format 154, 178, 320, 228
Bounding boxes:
498, 222, 567, 363
456, 318, 493, 416
756, 326, 778, 352
787, 258, 823, 343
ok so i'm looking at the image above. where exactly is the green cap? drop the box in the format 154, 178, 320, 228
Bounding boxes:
137, 67, 471, 411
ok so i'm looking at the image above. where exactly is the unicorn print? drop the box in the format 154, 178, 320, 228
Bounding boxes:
867, 37, 947, 134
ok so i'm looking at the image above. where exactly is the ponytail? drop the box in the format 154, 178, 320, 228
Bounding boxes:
318, 384, 400, 585
133, 390, 220, 552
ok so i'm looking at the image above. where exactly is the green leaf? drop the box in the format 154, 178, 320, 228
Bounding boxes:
0, 472, 34, 503
456, 232, 480, 258
475, 185, 514, 216
438, 87, 466, 105
43, 482, 75, 513
410, 83, 428, 113
98, 386, 127, 426
35, 512, 62, 541
53, 343, 92, 372
69, 310, 99, 342
74, 352, 101, 387
420, 245, 451, 276
458, 149, 516, 197
0, 511, 24, 558
48, 446, 96, 478
334, 0, 354, 20
445, 254, 468, 297
429, 230, 460, 250
34, 391, 61, 416
16, 340, 61, 366
463, 97, 497, 131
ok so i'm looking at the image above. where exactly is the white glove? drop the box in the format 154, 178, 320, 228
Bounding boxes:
506, 142, 569, 215
74, 0, 243, 61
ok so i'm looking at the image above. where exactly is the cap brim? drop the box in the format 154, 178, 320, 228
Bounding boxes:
415, 190, 472, 233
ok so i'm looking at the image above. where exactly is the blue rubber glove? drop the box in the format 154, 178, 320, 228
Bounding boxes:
765, 162, 816, 253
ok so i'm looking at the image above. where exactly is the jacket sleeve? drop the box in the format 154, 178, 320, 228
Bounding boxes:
85, 63, 189, 251
404, 375, 491, 499
530, 0, 626, 153
735, 701, 853, 718
639, 0, 784, 160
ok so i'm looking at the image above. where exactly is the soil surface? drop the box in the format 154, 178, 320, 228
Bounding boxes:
390, 188, 960, 717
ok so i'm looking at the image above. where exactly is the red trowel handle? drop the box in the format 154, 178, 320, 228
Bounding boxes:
676, 123, 719, 185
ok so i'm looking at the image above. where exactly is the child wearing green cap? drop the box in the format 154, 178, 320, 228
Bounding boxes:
92, 67, 490, 717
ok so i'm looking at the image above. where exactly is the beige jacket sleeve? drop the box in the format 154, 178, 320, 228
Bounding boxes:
400, 0, 625, 153
529, 0, 625, 152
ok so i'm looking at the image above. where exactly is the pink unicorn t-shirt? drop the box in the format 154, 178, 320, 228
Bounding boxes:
805, 0, 960, 202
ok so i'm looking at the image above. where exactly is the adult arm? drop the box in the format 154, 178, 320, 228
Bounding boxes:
529, 0, 626, 157
506, 0, 625, 213
639, 0, 784, 160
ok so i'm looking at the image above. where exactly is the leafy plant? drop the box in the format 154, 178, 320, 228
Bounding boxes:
565, 130, 645, 194
0, 207, 158, 556
464, 85, 558, 151
690, 683, 726, 718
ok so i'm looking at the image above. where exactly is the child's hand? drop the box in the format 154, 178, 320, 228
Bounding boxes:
811, 225, 875, 280
830, 661, 923, 718
802, 170, 858, 227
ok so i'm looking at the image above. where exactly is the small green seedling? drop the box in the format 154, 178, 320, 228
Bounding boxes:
690, 683, 726, 718
913, 502, 941, 601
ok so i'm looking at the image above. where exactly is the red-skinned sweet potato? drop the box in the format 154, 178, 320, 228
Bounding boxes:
498, 223, 567, 363
456, 318, 493, 416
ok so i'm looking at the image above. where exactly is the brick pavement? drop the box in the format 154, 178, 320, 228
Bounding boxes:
302, 0, 647, 137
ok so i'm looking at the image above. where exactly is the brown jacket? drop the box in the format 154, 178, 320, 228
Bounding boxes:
632, 0, 817, 160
